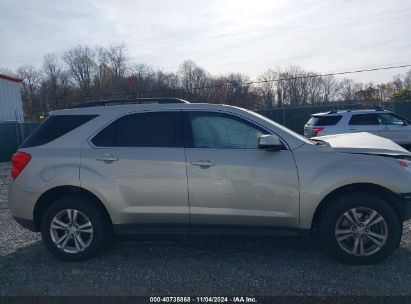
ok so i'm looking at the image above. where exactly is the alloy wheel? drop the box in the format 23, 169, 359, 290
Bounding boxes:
50, 209, 94, 253
335, 207, 388, 256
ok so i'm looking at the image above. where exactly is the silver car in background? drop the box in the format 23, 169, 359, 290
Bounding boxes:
8, 99, 411, 264
304, 109, 411, 146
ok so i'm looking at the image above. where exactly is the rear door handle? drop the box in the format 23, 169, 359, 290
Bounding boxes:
96, 154, 119, 162
191, 160, 216, 167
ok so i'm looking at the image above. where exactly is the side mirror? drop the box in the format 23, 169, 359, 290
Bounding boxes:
258, 134, 283, 151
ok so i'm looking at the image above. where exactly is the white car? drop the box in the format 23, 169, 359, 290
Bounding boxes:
304, 109, 411, 146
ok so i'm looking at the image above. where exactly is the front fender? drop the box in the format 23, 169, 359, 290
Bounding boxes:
293, 149, 411, 229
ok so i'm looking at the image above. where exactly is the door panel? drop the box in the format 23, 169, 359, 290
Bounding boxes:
378, 113, 411, 144
183, 111, 299, 228
185, 149, 300, 227
80, 111, 189, 227
81, 147, 189, 225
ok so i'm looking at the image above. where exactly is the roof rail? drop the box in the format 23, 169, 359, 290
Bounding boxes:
326, 110, 337, 114
72, 98, 190, 108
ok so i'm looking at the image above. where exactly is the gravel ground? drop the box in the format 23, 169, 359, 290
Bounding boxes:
1, 161, 411, 297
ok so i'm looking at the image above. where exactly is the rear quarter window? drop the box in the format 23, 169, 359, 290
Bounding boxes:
307, 115, 342, 126
21, 115, 97, 148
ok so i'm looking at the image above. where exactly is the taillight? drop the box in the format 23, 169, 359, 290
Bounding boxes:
11, 152, 31, 180
312, 127, 324, 137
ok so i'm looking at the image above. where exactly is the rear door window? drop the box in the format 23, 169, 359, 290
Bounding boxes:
92, 111, 182, 147
349, 114, 379, 125
21, 115, 97, 148
307, 115, 342, 126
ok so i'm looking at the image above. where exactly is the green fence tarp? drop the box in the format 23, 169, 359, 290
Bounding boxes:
0, 122, 40, 162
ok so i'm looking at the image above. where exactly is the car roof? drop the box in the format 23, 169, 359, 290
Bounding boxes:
312, 109, 391, 116
50, 103, 242, 116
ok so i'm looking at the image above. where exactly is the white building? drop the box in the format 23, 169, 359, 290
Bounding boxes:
0, 74, 24, 122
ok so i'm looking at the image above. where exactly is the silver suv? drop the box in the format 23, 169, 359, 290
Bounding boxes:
8, 98, 411, 264
304, 109, 411, 146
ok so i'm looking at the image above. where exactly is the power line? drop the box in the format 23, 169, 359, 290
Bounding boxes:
94, 63, 411, 98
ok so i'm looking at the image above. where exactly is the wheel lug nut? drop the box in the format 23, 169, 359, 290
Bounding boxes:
353, 234, 359, 238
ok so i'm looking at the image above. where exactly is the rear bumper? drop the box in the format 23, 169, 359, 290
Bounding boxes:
399, 193, 411, 221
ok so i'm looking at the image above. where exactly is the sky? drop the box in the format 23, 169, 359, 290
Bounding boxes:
1, 0, 411, 83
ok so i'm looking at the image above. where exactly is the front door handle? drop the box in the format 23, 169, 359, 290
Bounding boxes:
191, 160, 216, 168
96, 154, 119, 162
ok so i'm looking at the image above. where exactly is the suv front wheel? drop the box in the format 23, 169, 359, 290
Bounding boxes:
319, 191, 402, 265
41, 196, 110, 261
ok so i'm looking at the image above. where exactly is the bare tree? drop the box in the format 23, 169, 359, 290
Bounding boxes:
128, 63, 156, 97
62, 45, 96, 99
404, 69, 411, 89
16, 65, 43, 118
179, 60, 210, 102
7, 43, 411, 119
392, 74, 404, 93
339, 78, 363, 103
42, 54, 65, 108
106, 44, 128, 91
257, 69, 277, 108
321, 75, 339, 103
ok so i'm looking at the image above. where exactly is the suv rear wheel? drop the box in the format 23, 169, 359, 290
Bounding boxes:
319, 191, 402, 265
41, 196, 110, 261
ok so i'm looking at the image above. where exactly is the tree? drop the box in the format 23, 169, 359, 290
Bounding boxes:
404, 69, 411, 89
355, 83, 380, 104
106, 44, 128, 91
62, 45, 96, 99
339, 78, 363, 103
42, 54, 66, 109
321, 75, 339, 103
392, 88, 411, 101
257, 69, 277, 108
6, 43, 411, 118
128, 63, 156, 97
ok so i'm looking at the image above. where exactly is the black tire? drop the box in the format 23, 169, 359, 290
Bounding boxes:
41, 196, 111, 262
318, 191, 402, 265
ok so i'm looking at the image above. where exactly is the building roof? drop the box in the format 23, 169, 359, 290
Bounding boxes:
0, 74, 23, 83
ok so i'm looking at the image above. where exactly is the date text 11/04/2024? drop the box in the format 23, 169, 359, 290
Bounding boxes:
149, 297, 257, 303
